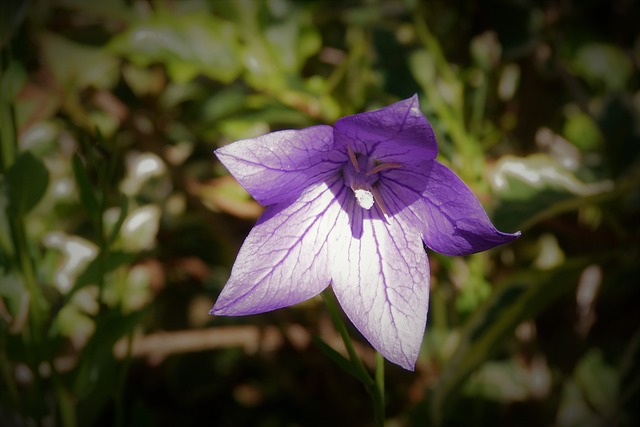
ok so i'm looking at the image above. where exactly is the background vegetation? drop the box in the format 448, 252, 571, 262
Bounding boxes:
1, 0, 639, 426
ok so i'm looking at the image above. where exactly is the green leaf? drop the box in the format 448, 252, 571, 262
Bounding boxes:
199, 87, 247, 122
563, 111, 602, 152
70, 251, 136, 297
72, 153, 101, 225
230, 1, 320, 92
39, 32, 119, 91
575, 349, 619, 415
263, 9, 321, 74
491, 154, 614, 231
108, 12, 241, 84
72, 309, 147, 396
571, 43, 633, 92
6, 151, 49, 216
312, 336, 371, 386
106, 195, 129, 248
408, 50, 437, 90
431, 259, 590, 426
0, 60, 27, 102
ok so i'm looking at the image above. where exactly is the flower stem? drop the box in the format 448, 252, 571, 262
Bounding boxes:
322, 289, 367, 374
374, 352, 385, 424
321, 289, 385, 426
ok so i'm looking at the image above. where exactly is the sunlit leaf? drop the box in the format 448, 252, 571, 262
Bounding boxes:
217, 119, 270, 141
71, 251, 136, 297
571, 43, 633, 91
108, 12, 241, 84
39, 32, 119, 91
408, 50, 437, 89
106, 195, 129, 248
491, 154, 614, 230
470, 31, 501, 70
233, 1, 320, 92
199, 87, 247, 122
464, 359, 532, 402
189, 176, 262, 220
563, 111, 602, 152
264, 10, 321, 74
14, 82, 61, 130
118, 205, 161, 251
18, 121, 60, 154
121, 64, 166, 97
43, 232, 98, 293
55, 303, 96, 344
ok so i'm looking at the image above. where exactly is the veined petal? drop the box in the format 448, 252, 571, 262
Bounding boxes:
211, 177, 347, 316
379, 161, 520, 256
328, 198, 430, 370
334, 95, 438, 165
215, 125, 342, 206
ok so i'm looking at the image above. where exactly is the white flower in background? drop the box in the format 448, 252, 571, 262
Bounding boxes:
119, 204, 162, 251
120, 151, 166, 196
43, 232, 98, 293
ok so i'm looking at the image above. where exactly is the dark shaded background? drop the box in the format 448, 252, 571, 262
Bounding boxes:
1, 0, 639, 426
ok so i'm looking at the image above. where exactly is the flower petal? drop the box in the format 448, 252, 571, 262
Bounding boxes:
215, 125, 342, 206
380, 160, 520, 256
329, 198, 430, 370
211, 177, 347, 316
333, 95, 438, 165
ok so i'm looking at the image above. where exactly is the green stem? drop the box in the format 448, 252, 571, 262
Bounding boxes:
0, 48, 17, 171
51, 365, 77, 427
470, 72, 488, 135
322, 289, 385, 426
518, 179, 636, 233
413, 14, 457, 92
3, 46, 46, 344
322, 289, 369, 378
413, 14, 485, 186
373, 352, 385, 426
9, 216, 45, 327
0, 328, 20, 410
115, 331, 134, 427
1, 41, 71, 427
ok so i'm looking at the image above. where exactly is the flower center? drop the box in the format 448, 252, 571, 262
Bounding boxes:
343, 145, 402, 216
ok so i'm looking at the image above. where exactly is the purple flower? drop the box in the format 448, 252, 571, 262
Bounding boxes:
210, 95, 519, 370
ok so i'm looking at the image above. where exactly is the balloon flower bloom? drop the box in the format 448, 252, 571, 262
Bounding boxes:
210, 95, 520, 370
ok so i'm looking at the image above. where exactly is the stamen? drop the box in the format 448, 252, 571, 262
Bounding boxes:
347, 145, 360, 172
370, 186, 390, 219
365, 162, 403, 176
354, 188, 374, 209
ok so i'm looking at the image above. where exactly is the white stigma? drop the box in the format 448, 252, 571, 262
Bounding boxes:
354, 188, 375, 209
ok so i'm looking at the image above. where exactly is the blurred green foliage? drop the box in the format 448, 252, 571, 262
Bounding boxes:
1, 0, 639, 426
